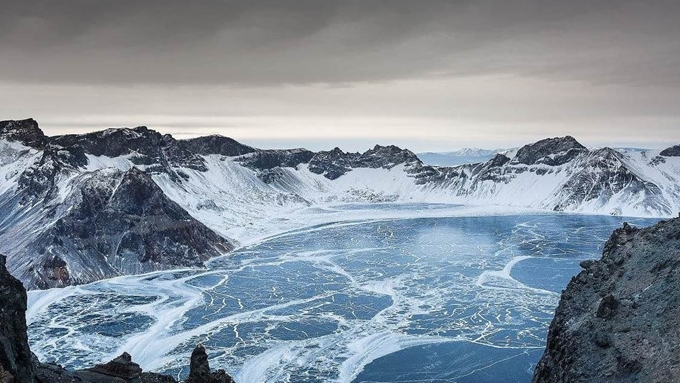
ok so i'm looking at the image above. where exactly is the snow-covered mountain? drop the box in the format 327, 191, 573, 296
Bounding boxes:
417, 148, 518, 166
2, 118, 680, 288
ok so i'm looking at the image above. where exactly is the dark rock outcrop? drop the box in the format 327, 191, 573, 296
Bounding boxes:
0, 254, 36, 383
34, 348, 233, 383
0, 119, 47, 149
180, 136, 256, 157
512, 136, 587, 166
308, 145, 421, 180
552, 148, 670, 215
51, 127, 206, 173
659, 145, 680, 157
18, 144, 88, 203
71, 351, 185, 383
487, 153, 510, 168
187, 345, 234, 383
533, 218, 680, 382
236, 148, 315, 183
241, 144, 421, 182
352, 145, 420, 169
22, 168, 233, 289
75, 352, 143, 383
308, 148, 359, 180
33, 349, 232, 383
236, 148, 315, 172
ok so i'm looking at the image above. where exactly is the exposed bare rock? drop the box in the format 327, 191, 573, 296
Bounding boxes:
0, 254, 36, 383
0, 119, 47, 149
180, 136, 256, 157
533, 218, 680, 383
512, 136, 587, 166
660, 144, 680, 157
187, 345, 234, 383
19, 168, 233, 289
51, 127, 206, 174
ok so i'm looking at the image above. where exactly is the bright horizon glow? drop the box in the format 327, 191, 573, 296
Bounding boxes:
3, 76, 679, 152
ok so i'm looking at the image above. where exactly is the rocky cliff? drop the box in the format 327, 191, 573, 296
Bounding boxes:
18, 168, 233, 289
0, 254, 35, 383
532, 217, 680, 382
0, 119, 47, 149
0, 253, 235, 383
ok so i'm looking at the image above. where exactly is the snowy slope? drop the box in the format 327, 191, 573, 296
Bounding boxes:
1, 119, 679, 288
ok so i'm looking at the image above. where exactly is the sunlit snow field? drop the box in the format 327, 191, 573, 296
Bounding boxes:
26, 204, 658, 383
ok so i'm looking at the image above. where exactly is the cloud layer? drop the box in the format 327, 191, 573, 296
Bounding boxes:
1, 1, 678, 150
1, 0, 679, 86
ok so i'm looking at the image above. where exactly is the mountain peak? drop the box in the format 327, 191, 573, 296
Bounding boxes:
51, 126, 166, 157
50, 126, 207, 173
487, 153, 511, 168
365, 144, 418, 160
513, 136, 587, 166
0, 118, 47, 148
180, 135, 256, 157
660, 145, 680, 157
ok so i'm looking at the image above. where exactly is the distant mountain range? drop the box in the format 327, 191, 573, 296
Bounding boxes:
2, 118, 679, 289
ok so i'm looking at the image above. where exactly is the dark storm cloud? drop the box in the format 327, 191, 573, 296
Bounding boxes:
1, 0, 679, 86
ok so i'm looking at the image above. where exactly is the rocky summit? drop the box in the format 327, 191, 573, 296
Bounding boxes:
511, 135, 587, 166
179, 136, 256, 157
660, 144, 680, 157
532, 217, 680, 383
51, 127, 207, 175
0, 119, 47, 149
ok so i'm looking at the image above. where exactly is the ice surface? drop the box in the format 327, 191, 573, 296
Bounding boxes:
27, 206, 659, 383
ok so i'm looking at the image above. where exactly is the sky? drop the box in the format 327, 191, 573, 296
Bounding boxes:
1, 0, 679, 152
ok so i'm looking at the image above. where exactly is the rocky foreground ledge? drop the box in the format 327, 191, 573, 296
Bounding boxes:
0, 253, 236, 383
532, 217, 680, 382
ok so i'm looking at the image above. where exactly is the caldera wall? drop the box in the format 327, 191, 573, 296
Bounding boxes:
532, 218, 680, 382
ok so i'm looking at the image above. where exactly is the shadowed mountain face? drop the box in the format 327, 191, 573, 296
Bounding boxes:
0, 254, 35, 383
306, 145, 421, 180
236, 148, 316, 172
0, 119, 679, 289
18, 168, 233, 289
52, 127, 207, 174
180, 135, 257, 157
1, 120, 236, 289
0, 119, 47, 148
533, 218, 680, 383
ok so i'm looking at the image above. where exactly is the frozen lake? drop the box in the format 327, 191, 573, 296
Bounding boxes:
26, 206, 658, 382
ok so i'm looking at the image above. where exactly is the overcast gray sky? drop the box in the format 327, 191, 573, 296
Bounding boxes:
1, 0, 679, 151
